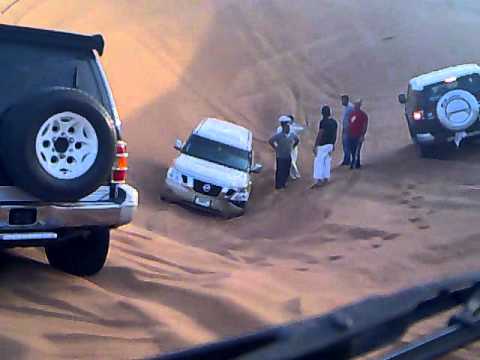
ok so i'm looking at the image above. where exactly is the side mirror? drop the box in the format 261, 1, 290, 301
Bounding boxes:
174, 139, 183, 151
398, 94, 407, 104
251, 163, 263, 174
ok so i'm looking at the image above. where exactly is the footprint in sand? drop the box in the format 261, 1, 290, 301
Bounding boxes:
284, 297, 302, 315
241, 255, 267, 264
258, 262, 273, 267
328, 255, 343, 262
323, 209, 333, 219
398, 184, 421, 207
408, 215, 430, 230
382, 233, 399, 241
294, 267, 309, 272
411, 195, 424, 201
408, 195, 424, 209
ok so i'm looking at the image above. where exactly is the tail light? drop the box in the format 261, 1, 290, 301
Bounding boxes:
413, 110, 424, 121
112, 141, 128, 183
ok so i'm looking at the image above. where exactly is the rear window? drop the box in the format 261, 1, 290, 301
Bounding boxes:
0, 42, 110, 116
423, 74, 480, 103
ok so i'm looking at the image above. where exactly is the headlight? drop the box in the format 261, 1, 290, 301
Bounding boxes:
166, 167, 182, 183
230, 188, 250, 201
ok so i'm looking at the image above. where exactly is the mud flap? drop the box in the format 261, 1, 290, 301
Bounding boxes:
454, 131, 467, 147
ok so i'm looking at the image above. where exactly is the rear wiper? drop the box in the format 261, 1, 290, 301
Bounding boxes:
152, 271, 480, 360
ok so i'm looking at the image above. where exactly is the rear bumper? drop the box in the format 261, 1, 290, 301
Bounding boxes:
409, 114, 480, 144
164, 178, 245, 217
0, 184, 138, 231
415, 130, 480, 144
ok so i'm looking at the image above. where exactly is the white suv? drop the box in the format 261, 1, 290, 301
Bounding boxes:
164, 118, 262, 217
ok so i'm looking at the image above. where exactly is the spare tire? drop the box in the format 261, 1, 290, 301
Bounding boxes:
436, 89, 479, 131
0, 87, 116, 202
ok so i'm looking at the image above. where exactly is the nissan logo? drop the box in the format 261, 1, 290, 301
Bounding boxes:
202, 184, 212, 193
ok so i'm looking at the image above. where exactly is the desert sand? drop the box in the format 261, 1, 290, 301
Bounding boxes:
1, 0, 480, 358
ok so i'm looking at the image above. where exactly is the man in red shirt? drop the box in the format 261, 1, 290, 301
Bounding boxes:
348, 100, 368, 169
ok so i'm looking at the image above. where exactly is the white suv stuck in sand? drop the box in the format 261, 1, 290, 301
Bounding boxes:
164, 118, 263, 217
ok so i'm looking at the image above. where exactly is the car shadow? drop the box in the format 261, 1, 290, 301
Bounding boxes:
0, 249, 51, 279
440, 139, 480, 162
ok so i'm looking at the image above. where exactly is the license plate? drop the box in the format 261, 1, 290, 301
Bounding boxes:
194, 196, 211, 208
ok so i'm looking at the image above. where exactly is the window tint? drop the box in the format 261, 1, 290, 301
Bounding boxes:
406, 85, 418, 113
0, 42, 108, 116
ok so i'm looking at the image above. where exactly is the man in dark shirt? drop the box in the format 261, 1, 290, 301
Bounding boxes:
269, 117, 300, 189
313, 105, 338, 187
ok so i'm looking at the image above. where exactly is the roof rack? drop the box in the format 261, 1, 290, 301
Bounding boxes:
0, 23, 105, 56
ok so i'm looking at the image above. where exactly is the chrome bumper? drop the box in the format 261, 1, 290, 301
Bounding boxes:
164, 178, 244, 217
0, 184, 138, 231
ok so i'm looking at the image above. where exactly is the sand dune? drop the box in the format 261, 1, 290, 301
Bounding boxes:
1, 0, 480, 358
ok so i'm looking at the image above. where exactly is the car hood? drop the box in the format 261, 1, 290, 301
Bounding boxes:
173, 154, 249, 189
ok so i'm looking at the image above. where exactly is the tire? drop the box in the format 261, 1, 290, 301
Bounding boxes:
407, 123, 417, 143
232, 200, 248, 209
0, 87, 116, 202
45, 227, 110, 276
223, 201, 246, 219
222, 211, 245, 220
417, 143, 444, 159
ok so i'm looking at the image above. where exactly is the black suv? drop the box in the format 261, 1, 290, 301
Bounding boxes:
398, 64, 480, 157
0, 24, 138, 275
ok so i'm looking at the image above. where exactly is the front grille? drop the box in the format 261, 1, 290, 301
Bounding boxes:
193, 179, 222, 197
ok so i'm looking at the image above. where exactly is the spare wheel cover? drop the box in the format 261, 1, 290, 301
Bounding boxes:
436, 89, 479, 131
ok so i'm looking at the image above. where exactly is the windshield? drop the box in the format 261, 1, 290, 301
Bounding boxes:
183, 134, 251, 172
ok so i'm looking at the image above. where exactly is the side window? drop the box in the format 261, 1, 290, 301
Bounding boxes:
76, 60, 103, 103
461, 74, 480, 97
406, 85, 414, 114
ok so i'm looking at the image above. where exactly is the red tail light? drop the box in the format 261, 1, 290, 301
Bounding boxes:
112, 169, 128, 182
413, 110, 424, 121
112, 141, 128, 183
